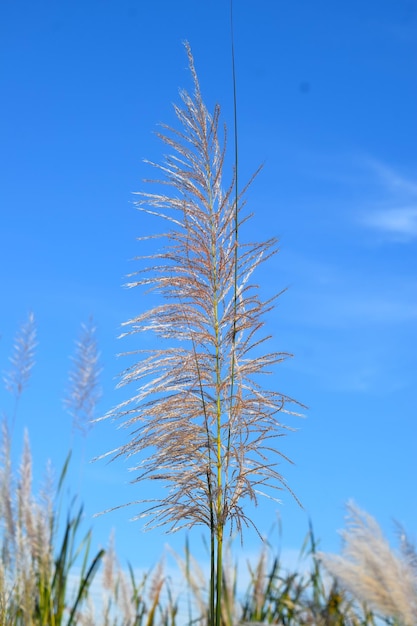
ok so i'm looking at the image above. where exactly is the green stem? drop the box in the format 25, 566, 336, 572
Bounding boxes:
205, 154, 223, 625
216, 524, 224, 626
206, 142, 226, 622
212, 204, 224, 626
209, 472, 216, 626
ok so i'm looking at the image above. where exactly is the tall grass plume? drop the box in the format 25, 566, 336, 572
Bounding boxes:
100, 42, 303, 625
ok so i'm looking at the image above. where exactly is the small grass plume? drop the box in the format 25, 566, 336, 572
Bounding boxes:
101, 43, 302, 625
65, 317, 102, 437
3, 312, 37, 432
3, 312, 37, 400
319, 502, 417, 625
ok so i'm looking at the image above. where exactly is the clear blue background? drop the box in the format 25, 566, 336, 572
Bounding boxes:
1, 0, 416, 578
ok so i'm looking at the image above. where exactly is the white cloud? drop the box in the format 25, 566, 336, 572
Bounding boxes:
358, 160, 417, 241
361, 206, 417, 240
365, 158, 417, 196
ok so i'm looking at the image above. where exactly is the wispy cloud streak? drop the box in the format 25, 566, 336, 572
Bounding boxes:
361, 206, 417, 239
359, 160, 417, 241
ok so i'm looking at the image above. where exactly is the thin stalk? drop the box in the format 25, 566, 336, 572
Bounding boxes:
230, 0, 239, 350
177, 190, 217, 622
209, 478, 216, 626
181, 299, 216, 625
216, 525, 224, 626
211, 195, 223, 626
224, 0, 239, 491
215, 3, 239, 621
216, 11, 239, 624
204, 114, 224, 624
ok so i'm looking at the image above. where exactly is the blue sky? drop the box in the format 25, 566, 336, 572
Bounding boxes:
1, 0, 416, 579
